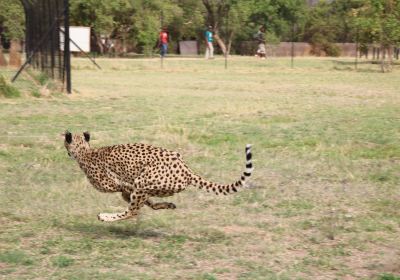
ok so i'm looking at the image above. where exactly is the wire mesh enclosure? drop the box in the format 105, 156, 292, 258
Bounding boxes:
20, 0, 71, 92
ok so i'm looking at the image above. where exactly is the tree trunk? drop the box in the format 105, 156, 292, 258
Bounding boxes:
92, 32, 105, 54
97, 38, 105, 54
387, 45, 393, 72
381, 46, 393, 73
202, 0, 217, 30
202, 0, 232, 56
0, 35, 7, 66
380, 45, 393, 73
122, 34, 127, 53
0, 47, 7, 67
9, 40, 22, 67
213, 33, 226, 55
388, 46, 393, 71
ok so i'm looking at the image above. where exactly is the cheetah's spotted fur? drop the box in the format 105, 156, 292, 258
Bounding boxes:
64, 131, 253, 222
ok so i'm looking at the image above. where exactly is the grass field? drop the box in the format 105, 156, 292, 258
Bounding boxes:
1, 57, 400, 280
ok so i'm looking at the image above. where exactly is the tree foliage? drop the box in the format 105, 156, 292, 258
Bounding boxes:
351, 0, 400, 71
353, 0, 400, 47
0, 0, 24, 41
0, 0, 399, 59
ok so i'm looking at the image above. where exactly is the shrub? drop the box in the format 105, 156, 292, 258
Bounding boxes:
31, 89, 41, 98
310, 33, 341, 57
324, 43, 340, 57
0, 74, 21, 98
37, 72, 49, 85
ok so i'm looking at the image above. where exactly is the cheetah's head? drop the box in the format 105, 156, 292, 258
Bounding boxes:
64, 131, 91, 159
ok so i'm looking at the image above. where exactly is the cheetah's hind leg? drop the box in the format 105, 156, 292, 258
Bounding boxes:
121, 191, 131, 203
123, 192, 175, 210
145, 199, 176, 210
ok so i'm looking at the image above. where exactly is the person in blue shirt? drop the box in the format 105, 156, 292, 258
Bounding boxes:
204, 25, 214, 59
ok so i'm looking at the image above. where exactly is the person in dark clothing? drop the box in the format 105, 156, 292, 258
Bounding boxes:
255, 25, 266, 59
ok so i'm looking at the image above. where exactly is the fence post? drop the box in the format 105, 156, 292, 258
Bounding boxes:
291, 23, 295, 69
354, 27, 358, 70
64, 0, 71, 93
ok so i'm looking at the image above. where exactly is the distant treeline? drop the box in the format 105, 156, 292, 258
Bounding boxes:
0, 0, 399, 57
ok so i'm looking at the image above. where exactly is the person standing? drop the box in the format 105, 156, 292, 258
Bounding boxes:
159, 27, 169, 57
255, 25, 266, 59
205, 25, 214, 59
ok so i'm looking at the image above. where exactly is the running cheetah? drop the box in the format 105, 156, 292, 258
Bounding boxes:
64, 131, 253, 222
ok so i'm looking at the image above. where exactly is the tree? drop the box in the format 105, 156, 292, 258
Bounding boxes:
303, 1, 343, 56
169, 0, 205, 47
329, 0, 366, 43
0, 43, 7, 67
201, 0, 234, 55
69, 0, 194, 55
130, 0, 183, 55
0, 0, 24, 41
0, 0, 24, 66
1, 0, 392, 59
70, 0, 116, 53
353, 0, 400, 71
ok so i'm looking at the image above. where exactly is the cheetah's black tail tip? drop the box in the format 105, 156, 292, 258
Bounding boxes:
241, 144, 253, 186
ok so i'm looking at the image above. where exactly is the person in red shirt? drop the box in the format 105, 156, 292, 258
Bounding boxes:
159, 27, 169, 57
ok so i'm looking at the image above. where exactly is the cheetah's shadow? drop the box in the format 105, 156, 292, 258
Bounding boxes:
55, 219, 166, 240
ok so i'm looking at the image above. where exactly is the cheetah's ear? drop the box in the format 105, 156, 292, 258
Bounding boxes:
65, 131, 72, 144
83, 131, 90, 142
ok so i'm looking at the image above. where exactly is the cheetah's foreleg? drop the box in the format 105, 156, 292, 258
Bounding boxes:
98, 190, 148, 222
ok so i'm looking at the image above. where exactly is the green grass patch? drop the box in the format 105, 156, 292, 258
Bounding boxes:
0, 250, 34, 265
196, 273, 218, 280
51, 255, 75, 268
1, 57, 400, 279
274, 199, 315, 217
379, 274, 400, 280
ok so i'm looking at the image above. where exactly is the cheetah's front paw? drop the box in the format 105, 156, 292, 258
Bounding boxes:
97, 213, 117, 222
